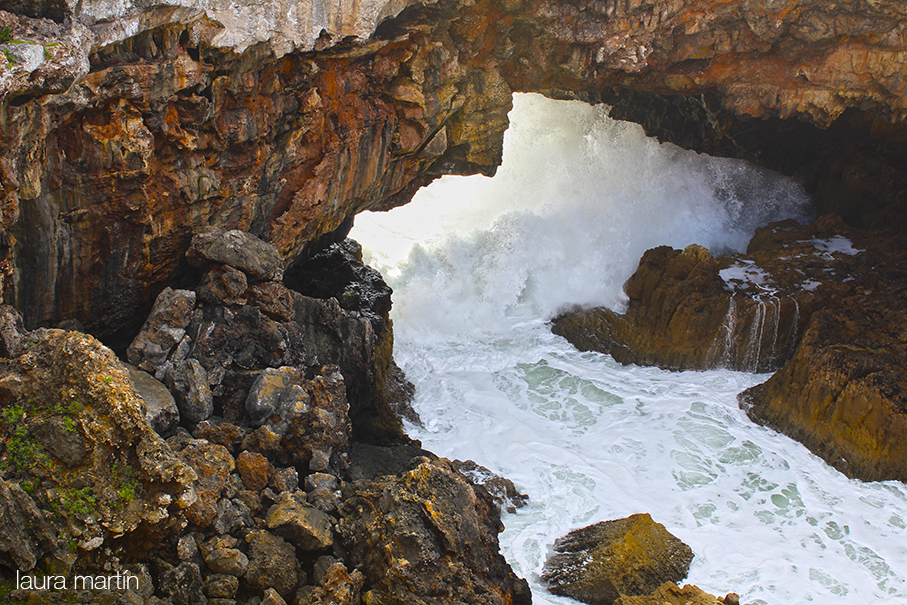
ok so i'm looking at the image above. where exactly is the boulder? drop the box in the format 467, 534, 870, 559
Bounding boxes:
127, 288, 197, 371
0, 305, 26, 358
197, 265, 248, 306
165, 358, 214, 424
0, 479, 55, 570
187, 230, 285, 282
0, 329, 196, 556
338, 457, 532, 605
541, 513, 694, 605
236, 450, 272, 492
128, 364, 180, 437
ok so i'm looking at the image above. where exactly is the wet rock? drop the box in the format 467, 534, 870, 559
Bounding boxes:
128, 364, 180, 437
205, 547, 249, 576
179, 440, 235, 528
338, 457, 531, 605
615, 582, 731, 605
0, 479, 55, 571
542, 513, 694, 605
188, 230, 285, 283
198, 265, 248, 306
127, 288, 197, 372
165, 358, 214, 424
741, 301, 907, 483
265, 492, 333, 551
244, 529, 300, 598
236, 451, 272, 492
452, 459, 528, 514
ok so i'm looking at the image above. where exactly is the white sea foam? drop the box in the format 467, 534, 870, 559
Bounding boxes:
350, 93, 906, 605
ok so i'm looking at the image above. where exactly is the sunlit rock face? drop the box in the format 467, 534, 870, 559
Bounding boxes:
1, 0, 906, 334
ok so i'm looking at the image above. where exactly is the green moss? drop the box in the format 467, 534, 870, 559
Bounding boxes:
60, 486, 95, 516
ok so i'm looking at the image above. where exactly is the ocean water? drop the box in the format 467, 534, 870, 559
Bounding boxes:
349, 93, 907, 605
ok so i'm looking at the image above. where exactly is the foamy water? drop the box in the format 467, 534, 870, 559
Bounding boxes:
350, 94, 907, 605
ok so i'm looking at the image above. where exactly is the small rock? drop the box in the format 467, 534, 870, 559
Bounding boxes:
127, 288, 196, 370
248, 282, 296, 322
245, 366, 304, 427
205, 547, 249, 576
308, 449, 331, 472
157, 561, 205, 605
236, 451, 273, 492
312, 555, 339, 585
177, 535, 198, 561
212, 496, 254, 535
0, 305, 26, 357
244, 530, 300, 598
187, 229, 284, 282
179, 440, 235, 528
195, 418, 247, 454
266, 492, 333, 551
304, 472, 338, 493
128, 364, 180, 437
452, 459, 529, 513
204, 574, 239, 598
242, 425, 284, 459
269, 467, 299, 493
261, 588, 288, 605
306, 488, 340, 514
198, 265, 248, 306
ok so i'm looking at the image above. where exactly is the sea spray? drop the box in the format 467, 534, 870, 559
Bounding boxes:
351, 93, 907, 604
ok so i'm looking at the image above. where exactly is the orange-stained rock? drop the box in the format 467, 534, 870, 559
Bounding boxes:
178, 440, 235, 528
236, 450, 272, 492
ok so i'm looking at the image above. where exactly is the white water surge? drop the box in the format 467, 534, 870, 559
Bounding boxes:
350, 94, 907, 605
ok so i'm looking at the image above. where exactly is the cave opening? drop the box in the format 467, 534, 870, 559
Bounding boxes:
349, 93, 907, 604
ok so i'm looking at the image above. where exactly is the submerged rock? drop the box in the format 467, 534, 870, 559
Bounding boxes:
542, 513, 694, 605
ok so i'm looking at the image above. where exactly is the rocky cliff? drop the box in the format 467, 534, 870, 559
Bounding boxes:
1, 0, 906, 337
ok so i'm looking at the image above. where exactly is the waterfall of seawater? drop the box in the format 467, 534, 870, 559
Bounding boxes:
350, 94, 907, 605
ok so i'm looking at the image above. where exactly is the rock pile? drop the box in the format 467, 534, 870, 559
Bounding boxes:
0, 231, 531, 605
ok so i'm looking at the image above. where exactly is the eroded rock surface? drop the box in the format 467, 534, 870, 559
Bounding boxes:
542, 513, 694, 605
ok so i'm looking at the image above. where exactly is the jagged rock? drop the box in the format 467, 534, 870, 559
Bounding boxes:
614, 582, 735, 605
0, 305, 26, 358
338, 457, 532, 605
304, 473, 338, 493
178, 440, 235, 528
244, 529, 300, 598
741, 301, 907, 482
187, 230, 285, 282
197, 265, 248, 306
177, 535, 198, 561
127, 288, 197, 371
265, 492, 333, 551
452, 459, 528, 514
156, 561, 206, 605
270, 467, 299, 493
346, 441, 438, 483
297, 561, 363, 605
128, 364, 180, 437
212, 496, 254, 535
204, 574, 239, 599
246, 366, 307, 427
236, 451, 272, 492
165, 358, 214, 424
261, 588, 288, 605
0, 479, 55, 570
242, 425, 284, 460
248, 282, 296, 322
194, 418, 247, 455
542, 513, 694, 605
204, 547, 249, 576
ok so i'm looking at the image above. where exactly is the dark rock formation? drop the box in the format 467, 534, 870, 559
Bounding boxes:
554, 213, 907, 483
542, 513, 694, 605
338, 456, 532, 605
